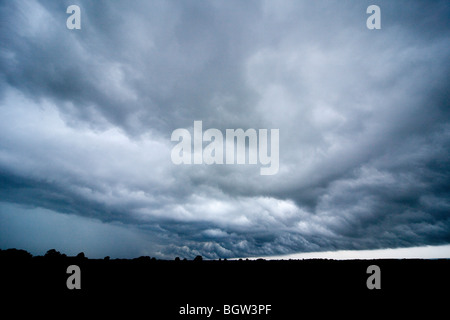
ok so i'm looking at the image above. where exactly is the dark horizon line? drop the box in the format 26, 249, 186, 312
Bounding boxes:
1, 247, 448, 262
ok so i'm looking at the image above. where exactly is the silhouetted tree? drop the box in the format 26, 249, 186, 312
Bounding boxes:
76, 252, 86, 259
175, 257, 180, 261
45, 249, 63, 259
104, 256, 110, 261
194, 255, 203, 262
0, 248, 32, 260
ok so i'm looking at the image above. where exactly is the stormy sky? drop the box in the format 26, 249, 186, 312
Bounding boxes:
0, 0, 449, 259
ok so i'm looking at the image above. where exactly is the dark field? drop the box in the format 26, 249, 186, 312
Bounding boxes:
1, 249, 448, 318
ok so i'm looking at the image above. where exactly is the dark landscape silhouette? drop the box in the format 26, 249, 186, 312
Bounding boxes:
1, 248, 448, 318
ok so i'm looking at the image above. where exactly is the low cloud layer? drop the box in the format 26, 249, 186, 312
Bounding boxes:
0, 0, 449, 258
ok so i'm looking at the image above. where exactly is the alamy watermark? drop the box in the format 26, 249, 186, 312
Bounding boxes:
66, 5, 81, 30
66, 265, 81, 289
366, 5, 381, 30
171, 121, 279, 175
65, 4, 379, 31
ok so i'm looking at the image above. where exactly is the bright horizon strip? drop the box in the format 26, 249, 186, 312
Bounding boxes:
242, 244, 450, 260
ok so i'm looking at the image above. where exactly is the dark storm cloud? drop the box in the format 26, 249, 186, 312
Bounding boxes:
0, 0, 449, 258
0, 0, 263, 135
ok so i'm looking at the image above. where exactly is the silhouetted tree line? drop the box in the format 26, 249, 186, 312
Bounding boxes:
0, 248, 216, 262
0, 247, 284, 263
0, 248, 350, 262
0, 248, 279, 264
